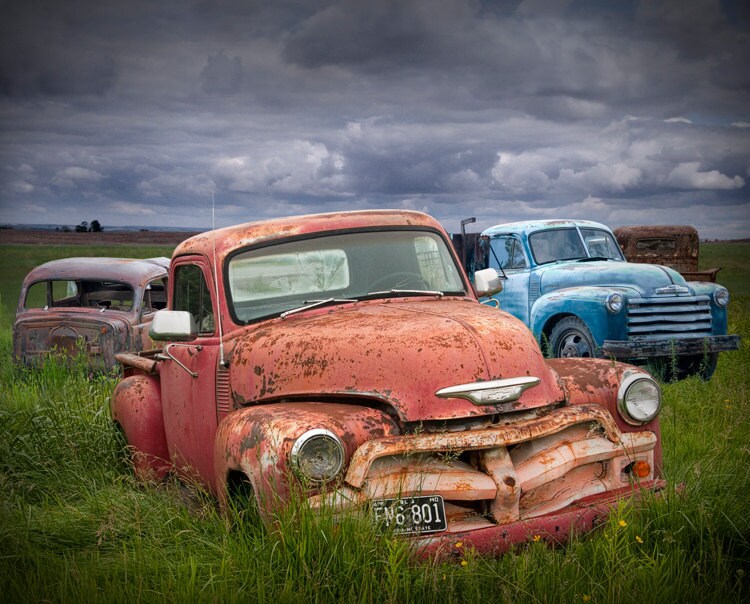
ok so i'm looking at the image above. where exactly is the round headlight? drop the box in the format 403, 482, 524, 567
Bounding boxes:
714, 287, 729, 307
290, 429, 345, 483
617, 373, 662, 425
606, 292, 624, 313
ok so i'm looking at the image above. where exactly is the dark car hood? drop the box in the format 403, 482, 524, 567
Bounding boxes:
229, 298, 565, 422
538, 260, 689, 297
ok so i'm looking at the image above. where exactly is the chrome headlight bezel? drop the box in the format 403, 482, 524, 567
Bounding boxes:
605, 292, 624, 314
617, 372, 662, 426
290, 428, 345, 484
714, 286, 729, 307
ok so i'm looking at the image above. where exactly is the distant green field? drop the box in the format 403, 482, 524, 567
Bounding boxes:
699, 242, 750, 296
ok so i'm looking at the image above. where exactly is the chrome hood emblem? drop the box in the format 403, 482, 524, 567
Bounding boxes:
436, 376, 541, 406
655, 284, 690, 296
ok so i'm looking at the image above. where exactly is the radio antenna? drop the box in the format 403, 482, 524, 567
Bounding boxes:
212, 192, 226, 367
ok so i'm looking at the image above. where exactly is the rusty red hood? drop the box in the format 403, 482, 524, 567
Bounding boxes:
229, 298, 565, 422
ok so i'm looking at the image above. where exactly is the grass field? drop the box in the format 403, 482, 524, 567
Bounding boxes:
0, 242, 748, 602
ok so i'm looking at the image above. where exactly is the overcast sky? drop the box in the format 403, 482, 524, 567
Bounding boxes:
1, 0, 748, 239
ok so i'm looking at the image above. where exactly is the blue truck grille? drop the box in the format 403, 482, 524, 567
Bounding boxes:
627, 295, 712, 339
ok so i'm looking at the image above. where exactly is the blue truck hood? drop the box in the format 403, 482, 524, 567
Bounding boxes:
537, 260, 688, 297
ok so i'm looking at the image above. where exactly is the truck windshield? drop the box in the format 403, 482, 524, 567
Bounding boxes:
530, 227, 623, 264
227, 230, 466, 323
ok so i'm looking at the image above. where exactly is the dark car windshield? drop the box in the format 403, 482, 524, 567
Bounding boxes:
530, 227, 623, 264
24, 280, 135, 311
227, 230, 466, 323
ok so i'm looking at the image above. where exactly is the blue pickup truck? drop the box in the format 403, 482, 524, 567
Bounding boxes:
467, 219, 739, 380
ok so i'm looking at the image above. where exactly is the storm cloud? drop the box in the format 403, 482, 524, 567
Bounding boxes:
1, 0, 748, 238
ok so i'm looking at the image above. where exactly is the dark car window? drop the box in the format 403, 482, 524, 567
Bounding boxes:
24, 280, 134, 311
173, 265, 214, 333
142, 277, 168, 314
579, 228, 624, 260
489, 237, 527, 270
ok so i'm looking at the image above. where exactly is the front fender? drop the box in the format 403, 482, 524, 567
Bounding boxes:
214, 402, 400, 515
546, 358, 662, 475
111, 374, 170, 480
531, 287, 630, 346
688, 281, 729, 334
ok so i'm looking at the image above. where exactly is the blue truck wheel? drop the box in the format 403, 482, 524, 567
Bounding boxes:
549, 316, 597, 358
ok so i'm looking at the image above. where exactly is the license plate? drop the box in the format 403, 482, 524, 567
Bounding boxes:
371, 495, 447, 535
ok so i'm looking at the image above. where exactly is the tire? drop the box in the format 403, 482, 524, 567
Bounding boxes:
548, 316, 597, 358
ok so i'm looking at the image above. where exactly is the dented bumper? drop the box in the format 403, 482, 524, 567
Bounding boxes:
309, 404, 660, 553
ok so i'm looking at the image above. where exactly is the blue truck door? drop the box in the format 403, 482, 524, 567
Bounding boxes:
488, 236, 531, 324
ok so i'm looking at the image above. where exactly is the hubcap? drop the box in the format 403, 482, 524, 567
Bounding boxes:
559, 331, 590, 357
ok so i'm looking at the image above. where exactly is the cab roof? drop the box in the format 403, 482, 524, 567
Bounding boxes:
173, 210, 445, 260
482, 219, 612, 237
23, 257, 170, 288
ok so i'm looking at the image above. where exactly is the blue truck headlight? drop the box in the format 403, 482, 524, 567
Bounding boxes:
617, 372, 662, 425
606, 292, 624, 313
290, 429, 345, 483
714, 287, 729, 307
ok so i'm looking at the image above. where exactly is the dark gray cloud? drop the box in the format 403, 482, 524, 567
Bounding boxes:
0, 0, 748, 239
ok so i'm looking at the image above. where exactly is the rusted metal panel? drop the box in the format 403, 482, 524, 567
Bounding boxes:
614, 225, 720, 282
229, 299, 566, 423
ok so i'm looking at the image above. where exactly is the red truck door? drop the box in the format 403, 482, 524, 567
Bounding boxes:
159, 256, 220, 487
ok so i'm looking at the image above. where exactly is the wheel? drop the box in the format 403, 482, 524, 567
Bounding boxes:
548, 316, 597, 358
370, 271, 429, 291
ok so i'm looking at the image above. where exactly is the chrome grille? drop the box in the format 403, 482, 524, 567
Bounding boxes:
627, 295, 712, 339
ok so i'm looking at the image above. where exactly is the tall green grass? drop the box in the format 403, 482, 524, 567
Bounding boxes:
0, 243, 748, 602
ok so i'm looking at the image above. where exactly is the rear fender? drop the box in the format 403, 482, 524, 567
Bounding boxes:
111, 374, 170, 480
546, 358, 662, 475
214, 402, 400, 517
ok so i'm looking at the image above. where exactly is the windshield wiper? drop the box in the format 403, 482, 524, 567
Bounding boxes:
576, 256, 611, 262
363, 289, 445, 299
280, 298, 357, 319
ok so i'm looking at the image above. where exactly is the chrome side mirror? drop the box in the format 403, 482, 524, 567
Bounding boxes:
474, 268, 503, 297
149, 310, 198, 342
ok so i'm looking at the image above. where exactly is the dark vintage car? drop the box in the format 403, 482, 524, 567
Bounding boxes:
13, 257, 170, 370
614, 225, 721, 282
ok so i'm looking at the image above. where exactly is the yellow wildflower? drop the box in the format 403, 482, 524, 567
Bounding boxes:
532, 534, 541, 542
455, 541, 463, 549
460, 560, 468, 567
583, 596, 592, 602
636, 535, 643, 544
618, 519, 627, 528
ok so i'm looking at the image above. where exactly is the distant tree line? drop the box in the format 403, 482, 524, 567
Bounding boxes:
73, 220, 103, 233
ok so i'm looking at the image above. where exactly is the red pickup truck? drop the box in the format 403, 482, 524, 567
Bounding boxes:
112, 210, 663, 557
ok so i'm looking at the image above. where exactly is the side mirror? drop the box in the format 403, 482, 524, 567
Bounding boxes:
149, 310, 198, 342
474, 268, 503, 297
